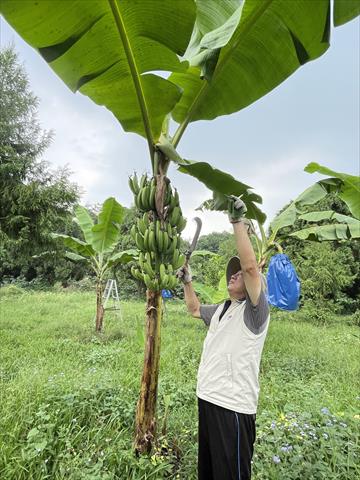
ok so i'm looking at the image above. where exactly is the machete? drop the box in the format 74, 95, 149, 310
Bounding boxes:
184, 217, 202, 266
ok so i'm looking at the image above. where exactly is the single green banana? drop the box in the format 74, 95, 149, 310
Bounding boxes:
149, 230, 156, 252
143, 212, 149, 228
170, 206, 180, 227
130, 224, 136, 241
172, 248, 179, 268
138, 252, 145, 270
149, 179, 156, 210
140, 187, 148, 211
176, 253, 185, 270
128, 176, 136, 195
143, 273, 152, 289
167, 235, 177, 255
137, 218, 146, 235
135, 232, 145, 251
160, 273, 169, 289
134, 193, 140, 209
174, 189, 179, 206
162, 230, 169, 251
166, 222, 172, 238
176, 235, 181, 250
143, 229, 149, 251
132, 173, 140, 194
177, 217, 187, 233
139, 173, 147, 189
155, 219, 161, 243
145, 252, 154, 276
157, 229, 164, 252
165, 183, 172, 206
159, 263, 166, 281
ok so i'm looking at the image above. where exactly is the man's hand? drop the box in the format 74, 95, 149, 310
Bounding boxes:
176, 264, 192, 284
228, 195, 247, 223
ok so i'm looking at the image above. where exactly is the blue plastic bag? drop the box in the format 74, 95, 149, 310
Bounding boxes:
161, 289, 173, 299
266, 254, 301, 310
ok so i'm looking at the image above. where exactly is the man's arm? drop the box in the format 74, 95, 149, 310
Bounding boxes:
183, 281, 201, 318
233, 221, 262, 306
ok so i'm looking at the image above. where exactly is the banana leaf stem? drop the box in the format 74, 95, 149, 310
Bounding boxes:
108, 0, 154, 160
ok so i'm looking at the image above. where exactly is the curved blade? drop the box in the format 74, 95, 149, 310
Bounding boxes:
185, 217, 202, 261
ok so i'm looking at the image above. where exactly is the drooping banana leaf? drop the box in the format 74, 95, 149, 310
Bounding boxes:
298, 211, 360, 225
170, 0, 337, 144
304, 163, 360, 219
197, 190, 266, 224
91, 197, 124, 254
106, 249, 138, 269
291, 223, 359, 241
0, 0, 196, 146
51, 233, 95, 257
297, 211, 360, 239
156, 136, 266, 223
64, 251, 88, 262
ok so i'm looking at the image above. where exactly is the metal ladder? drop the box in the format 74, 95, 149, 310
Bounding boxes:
102, 279, 122, 321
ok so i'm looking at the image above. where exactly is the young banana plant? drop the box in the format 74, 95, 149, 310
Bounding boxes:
52, 198, 136, 332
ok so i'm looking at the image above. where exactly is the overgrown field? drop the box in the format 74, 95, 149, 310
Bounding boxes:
0, 287, 359, 479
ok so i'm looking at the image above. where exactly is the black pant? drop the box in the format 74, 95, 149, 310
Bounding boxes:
198, 398, 256, 480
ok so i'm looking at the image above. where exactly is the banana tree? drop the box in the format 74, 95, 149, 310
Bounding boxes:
2, 0, 358, 453
52, 197, 136, 332
253, 163, 360, 266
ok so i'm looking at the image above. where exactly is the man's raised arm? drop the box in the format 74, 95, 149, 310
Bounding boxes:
229, 198, 262, 306
177, 265, 201, 318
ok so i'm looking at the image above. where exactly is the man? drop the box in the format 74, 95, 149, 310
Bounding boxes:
177, 197, 270, 480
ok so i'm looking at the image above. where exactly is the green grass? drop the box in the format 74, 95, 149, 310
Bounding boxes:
0, 288, 359, 479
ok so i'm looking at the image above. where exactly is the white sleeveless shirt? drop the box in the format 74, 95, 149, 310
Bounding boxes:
197, 299, 270, 414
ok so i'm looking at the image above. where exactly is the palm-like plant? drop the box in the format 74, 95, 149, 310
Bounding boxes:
2, 0, 358, 453
52, 197, 136, 332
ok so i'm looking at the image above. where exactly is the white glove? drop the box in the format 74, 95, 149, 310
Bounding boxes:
228, 195, 247, 223
176, 264, 192, 284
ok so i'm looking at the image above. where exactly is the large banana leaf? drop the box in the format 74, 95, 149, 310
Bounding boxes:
0, 0, 195, 144
170, 0, 333, 142
91, 197, 124, 254
304, 163, 360, 220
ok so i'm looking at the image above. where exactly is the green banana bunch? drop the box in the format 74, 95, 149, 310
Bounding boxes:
129, 173, 187, 291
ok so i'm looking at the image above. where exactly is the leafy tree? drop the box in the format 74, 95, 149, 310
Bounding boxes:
0, 46, 81, 285
197, 231, 232, 253
2, 0, 358, 453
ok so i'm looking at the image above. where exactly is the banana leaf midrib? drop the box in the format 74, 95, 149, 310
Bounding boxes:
172, 0, 274, 148
108, 0, 154, 160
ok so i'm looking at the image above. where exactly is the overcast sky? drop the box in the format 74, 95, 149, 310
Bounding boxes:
1, 14, 359, 239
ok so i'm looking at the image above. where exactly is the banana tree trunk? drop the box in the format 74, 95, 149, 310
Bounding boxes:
95, 279, 104, 332
134, 289, 162, 454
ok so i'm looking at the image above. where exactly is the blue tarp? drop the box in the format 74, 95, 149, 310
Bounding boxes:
266, 254, 301, 311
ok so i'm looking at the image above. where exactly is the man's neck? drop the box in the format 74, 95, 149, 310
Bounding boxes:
230, 295, 246, 303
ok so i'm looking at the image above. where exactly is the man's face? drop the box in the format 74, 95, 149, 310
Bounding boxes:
227, 270, 246, 300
